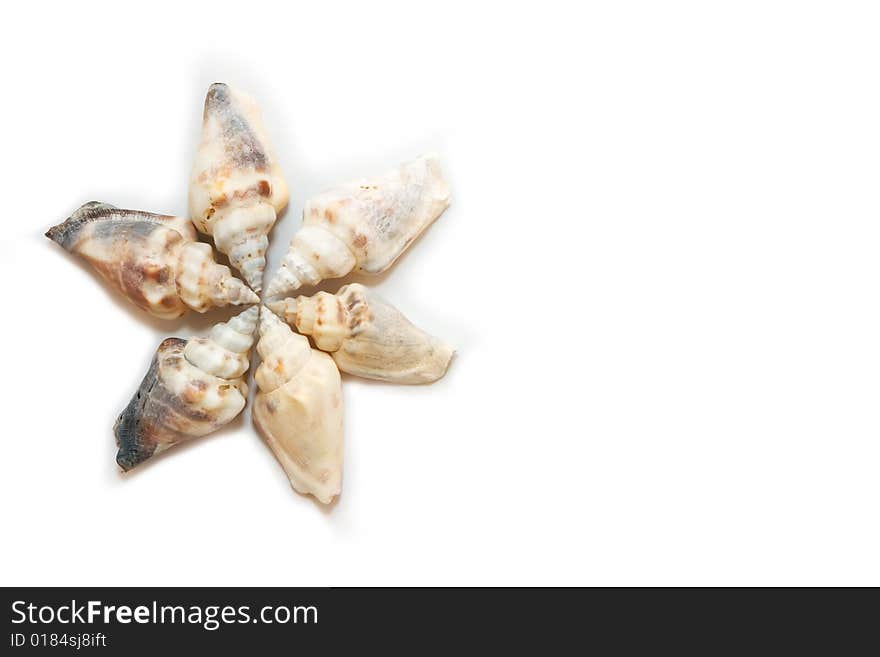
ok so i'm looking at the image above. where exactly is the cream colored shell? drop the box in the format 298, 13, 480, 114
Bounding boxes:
268, 284, 454, 384
265, 154, 450, 296
189, 83, 289, 292
252, 307, 344, 504
114, 306, 259, 470
46, 202, 258, 319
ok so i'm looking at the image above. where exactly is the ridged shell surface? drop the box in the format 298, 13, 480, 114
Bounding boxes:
268, 284, 454, 383
265, 154, 449, 296
46, 202, 257, 318
114, 307, 258, 470
189, 83, 289, 291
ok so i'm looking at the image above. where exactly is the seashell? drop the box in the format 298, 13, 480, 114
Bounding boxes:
114, 306, 259, 471
267, 284, 454, 384
252, 307, 343, 504
189, 83, 289, 292
265, 154, 450, 297
46, 202, 259, 319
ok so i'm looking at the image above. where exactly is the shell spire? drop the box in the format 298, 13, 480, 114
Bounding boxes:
265, 154, 450, 297
268, 284, 454, 384
253, 306, 344, 504
114, 306, 259, 471
189, 83, 289, 291
184, 305, 259, 380
46, 202, 258, 319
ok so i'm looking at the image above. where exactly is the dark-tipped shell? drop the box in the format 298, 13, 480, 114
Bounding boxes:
114, 338, 188, 471
114, 336, 249, 471
45, 202, 119, 250
203, 82, 269, 171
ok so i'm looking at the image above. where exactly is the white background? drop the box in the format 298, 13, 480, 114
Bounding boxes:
1, 1, 879, 586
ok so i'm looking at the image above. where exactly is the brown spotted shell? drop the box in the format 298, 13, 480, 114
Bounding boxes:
188, 83, 289, 291
265, 154, 450, 296
267, 284, 454, 384
46, 202, 258, 318
114, 307, 258, 470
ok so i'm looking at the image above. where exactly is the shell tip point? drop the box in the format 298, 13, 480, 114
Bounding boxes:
241, 288, 260, 305
266, 300, 286, 317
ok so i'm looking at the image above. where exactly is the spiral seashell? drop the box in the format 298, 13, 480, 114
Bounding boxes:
252, 307, 343, 504
268, 284, 454, 384
46, 202, 258, 319
189, 83, 289, 291
265, 154, 450, 297
114, 306, 259, 471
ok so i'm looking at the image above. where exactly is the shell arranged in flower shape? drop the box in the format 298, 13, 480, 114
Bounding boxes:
265, 154, 450, 297
268, 284, 454, 384
46, 82, 457, 507
46, 202, 258, 319
114, 306, 259, 471
189, 83, 289, 291
253, 307, 343, 504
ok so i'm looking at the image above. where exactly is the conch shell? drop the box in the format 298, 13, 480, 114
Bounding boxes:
265, 154, 450, 297
268, 284, 454, 384
114, 306, 259, 471
46, 202, 258, 319
253, 307, 343, 504
189, 82, 289, 291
